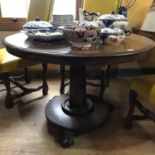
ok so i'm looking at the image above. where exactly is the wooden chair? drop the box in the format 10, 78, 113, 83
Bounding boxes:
124, 74, 155, 129
0, 48, 48, 109
124, 29, 155, 129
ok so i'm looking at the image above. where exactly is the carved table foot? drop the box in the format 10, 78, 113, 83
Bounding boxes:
61, 130, 74, 148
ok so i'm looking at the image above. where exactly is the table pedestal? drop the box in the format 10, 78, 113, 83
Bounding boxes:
45, 94, 109, 147
45, 65, 110, 147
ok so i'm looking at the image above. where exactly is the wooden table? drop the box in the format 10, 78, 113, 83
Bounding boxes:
3, 33, 155, 147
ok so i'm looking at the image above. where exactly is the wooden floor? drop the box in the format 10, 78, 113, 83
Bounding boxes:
0, 78, 155, 155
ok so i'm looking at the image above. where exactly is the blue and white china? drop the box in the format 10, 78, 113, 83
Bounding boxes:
100, 28, 125, 45
97, 13, 128, 29
79, 9, 99, 21
21, 19, 64, 43
22, 20, 56, 32
78, 20, 99, 30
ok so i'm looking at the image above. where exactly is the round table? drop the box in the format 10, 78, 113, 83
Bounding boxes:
3, 33, 155, 147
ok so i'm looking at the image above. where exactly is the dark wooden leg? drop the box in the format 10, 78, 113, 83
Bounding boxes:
106, 65, 111, 87
61, 130, 74, 148
42, 63, 48, 95
1, 65, 48, 109
60, 65, 65, 94
99, 65, 114, 112
135, 100, 155, 121
69, 65, 87, 109
124, 90, 137, 129
99, 71, 106, 99
24, 67, 31, 84
99, 65, 111, 99
1, 73, 14, 109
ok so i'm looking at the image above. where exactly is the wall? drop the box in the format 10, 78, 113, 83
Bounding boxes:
83, 0, 153, 28
83, 0, 117, 15
122, 0, 152, 28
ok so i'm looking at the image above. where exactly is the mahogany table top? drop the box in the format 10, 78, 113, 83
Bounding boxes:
3, 33, 155, 65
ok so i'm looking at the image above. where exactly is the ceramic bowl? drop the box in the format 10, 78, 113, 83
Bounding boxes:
97, 14, 128, 29
22, 20, 56, 32
78, 20, 99, 30
63, 28, 99, 43
100, 28, 125, 45
21, 19, 66, 44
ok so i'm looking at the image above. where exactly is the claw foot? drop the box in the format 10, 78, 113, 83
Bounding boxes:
61, 131, 74, 148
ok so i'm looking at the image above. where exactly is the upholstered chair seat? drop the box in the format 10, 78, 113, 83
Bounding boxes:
0, 48, 38, 72
0, 48, 48, 109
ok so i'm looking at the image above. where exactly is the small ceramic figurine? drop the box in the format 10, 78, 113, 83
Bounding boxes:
97, 14, 115, 28
79, 8, 99, 21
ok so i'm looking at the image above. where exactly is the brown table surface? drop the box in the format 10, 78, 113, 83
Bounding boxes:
3, 33, 155, 147
3, 33, 155, 65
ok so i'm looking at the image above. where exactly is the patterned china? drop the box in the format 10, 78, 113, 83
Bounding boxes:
97, 13, 128, 30
100, 28, 125, 45
22, 18, 64, 43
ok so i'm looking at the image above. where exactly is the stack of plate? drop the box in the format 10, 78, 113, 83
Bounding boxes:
51, 15, 74, 26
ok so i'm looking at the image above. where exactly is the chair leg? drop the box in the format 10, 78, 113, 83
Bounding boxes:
99, 65, 111, 99
1, 73, 14, 109
135, 99, 155, 122
60, 65, 65, 94
42, 63, 48, 95
60, 64, 111, 98
99, 72, 106, 99
124, 90, 137, 129
24, 67, 31, 83
1, 65, 48, 108
106, 65, 111, 87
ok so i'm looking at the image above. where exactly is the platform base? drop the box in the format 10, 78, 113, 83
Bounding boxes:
45, 94, 110, 147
